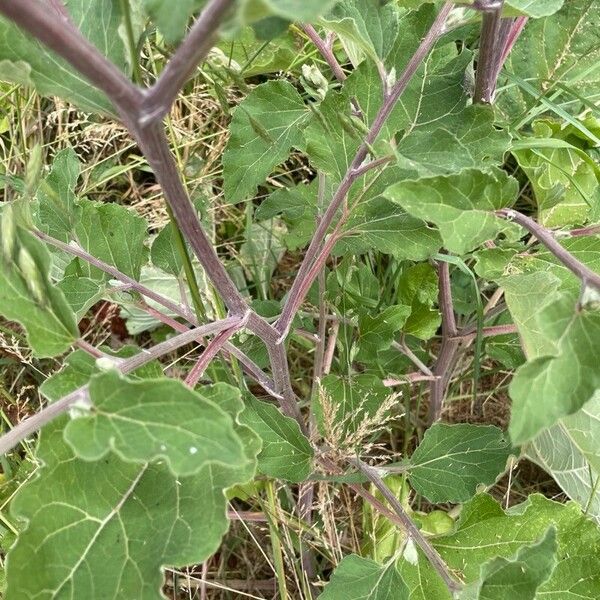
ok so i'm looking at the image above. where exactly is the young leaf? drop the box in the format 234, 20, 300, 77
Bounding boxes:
508, 290, 600, 444
396, 263, 441, 340
384, 168, 519, 254
320, 555, 409, 600
57, 275, 105, 320
239, 396, 314, 482
0, 0, 135, 113
460, 528, 557, 600
408, 424, 512, 503
239, 218, 287, 299
0, 212, 78, 357
64, 370, 248, 477
222, 80, 309, 202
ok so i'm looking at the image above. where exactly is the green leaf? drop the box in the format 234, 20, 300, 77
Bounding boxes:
512, 120, 600, 227
500, 0, 600, 116
0, 211, 78, 357
143, 0, 204, 43
239, 396, 313, 482
150, 222, 183, 276
73, 200, 148, 281
222, 80, 309, 202
396, 263, 441, 340
320, 0, 401, 66
394, 107, 512, 177
7, 355, 258, 599
500, 271, 562, 358
460, 528, 557, 600
358, 304, 411, 355
526, 392, 600, 523
239, 218, 287, 298
0, 0, 134, 113
336, 166, 443, 261
57, 275, 105, 320
384, 168, 519, 254
36, 148, 81, 242
508, 291, 600, 444
408, 424, 512, 503
320, 555, 409, 600
64, 370, 248, 477
505, 0, 564, 17
241, 0, 338, 23
399, 494, 600, 599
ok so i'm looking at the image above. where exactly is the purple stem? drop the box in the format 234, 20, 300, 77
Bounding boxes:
275, 2, 454, 339
497, 209, 600, 290
301, 24, 347, 83
0, 317, 243, 456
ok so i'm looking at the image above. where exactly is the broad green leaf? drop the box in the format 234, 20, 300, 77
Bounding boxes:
239, 396, 313, 482
399, 494, 600, 599
320, 0, 401, 66
394, 107, 512, 177
222, 80, 309, 202
255, 179, 319, 250
337, 198, 442, 262
526, 394, 600, 524
64, 370, 247, 477
408, 424, 512, 503
6, 354, 258, 600
150, 222, 183, 276
0, 0, 134, 113
73, 200, 148, 281
301, 82, 360, 183
337, 167, 443, 262
500, 271, 562, 358
513, 120, 600, 227
500, 0, 600, 116
0, 211, 78, 357
508, 290, 600, 444
241, 0, 338, 23
460, 528, 557, 600
57, 275, 104, 320
320, 555, 409, 600
36, 148, 81, 242
384, 168, 519, 254
358, 304, 411, 356
505, 0, 564, 17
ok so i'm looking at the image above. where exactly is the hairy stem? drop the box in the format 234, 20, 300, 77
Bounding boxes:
301, 24, 347, 83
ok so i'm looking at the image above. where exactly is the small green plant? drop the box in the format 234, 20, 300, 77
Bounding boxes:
0, 0, 599, 598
